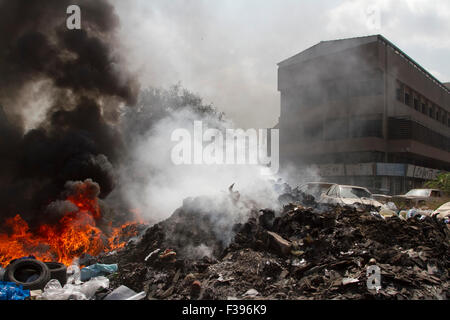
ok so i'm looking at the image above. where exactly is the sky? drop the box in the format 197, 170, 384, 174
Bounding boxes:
111, 0, 450, 128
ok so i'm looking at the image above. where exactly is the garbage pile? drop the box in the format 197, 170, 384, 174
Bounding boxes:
91, 198, 449, 300
1, 187, 448, 300
0, 256, 144, 300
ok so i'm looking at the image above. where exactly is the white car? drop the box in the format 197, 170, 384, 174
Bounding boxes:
393, 189, 443, 206
319, 184, 383, 209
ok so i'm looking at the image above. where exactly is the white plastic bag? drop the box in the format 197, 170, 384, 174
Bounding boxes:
67, 260, 81, 285
38, 276, 109, 300
79, 276, 109, 299
39, 279, 87, 300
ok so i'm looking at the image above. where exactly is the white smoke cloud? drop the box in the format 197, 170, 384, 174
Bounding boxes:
115, 105, 282, 223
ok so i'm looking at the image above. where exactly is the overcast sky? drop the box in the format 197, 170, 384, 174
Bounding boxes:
111, 0, 450, 128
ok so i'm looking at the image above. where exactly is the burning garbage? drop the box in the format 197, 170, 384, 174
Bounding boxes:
85, 186, 446, 300
0, 0, 447, 302
0, 181, 448, 300
0, 179, 144, 268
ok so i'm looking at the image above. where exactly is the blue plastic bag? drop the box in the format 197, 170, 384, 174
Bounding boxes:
80, 264, 118, 282
0, 281, 30, 300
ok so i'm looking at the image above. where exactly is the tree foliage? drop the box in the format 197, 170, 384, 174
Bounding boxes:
424, 172, 450, 194
120, 84, 224, 141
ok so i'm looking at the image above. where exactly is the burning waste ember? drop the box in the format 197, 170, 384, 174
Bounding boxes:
1, 181, 448, 300
0, 179, 144, 267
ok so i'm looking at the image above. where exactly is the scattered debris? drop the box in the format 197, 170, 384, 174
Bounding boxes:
243, 288, 259, 297
144, 249, 161, 262
265, 231, 292, 256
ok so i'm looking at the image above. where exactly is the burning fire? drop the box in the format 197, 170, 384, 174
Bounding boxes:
0, 191, 143, 267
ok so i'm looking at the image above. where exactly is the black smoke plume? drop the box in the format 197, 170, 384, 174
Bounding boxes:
0, 0, 139, 227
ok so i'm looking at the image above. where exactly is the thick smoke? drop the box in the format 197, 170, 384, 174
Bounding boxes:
0, 0, 138, 226
0, 0, 310, 238
113, 86, 282, 227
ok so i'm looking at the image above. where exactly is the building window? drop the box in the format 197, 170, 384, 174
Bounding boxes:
396, 86, 404, 102
404, 92, 410, 106
413, 97, 419, 111
389, 117, 450, 152
421, 103, 427, 115
350, 118, 382, 138
429, 106, 434, 118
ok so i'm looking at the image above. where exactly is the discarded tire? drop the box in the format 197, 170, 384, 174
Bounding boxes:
4, 259, 51, 290
45, 262, 67, 286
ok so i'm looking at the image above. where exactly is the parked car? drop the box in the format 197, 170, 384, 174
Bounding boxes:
318, 184, 383, 209
393, 188, 444, 206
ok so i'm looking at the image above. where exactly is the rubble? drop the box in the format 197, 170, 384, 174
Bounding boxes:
265, 231, 292, 257
3, 187, 447, 300
93, 197, 449, 300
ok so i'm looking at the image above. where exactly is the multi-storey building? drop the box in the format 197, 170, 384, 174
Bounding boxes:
278, 35, 450, 194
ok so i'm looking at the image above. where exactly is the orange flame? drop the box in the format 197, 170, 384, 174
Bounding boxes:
0, 196, 143, 267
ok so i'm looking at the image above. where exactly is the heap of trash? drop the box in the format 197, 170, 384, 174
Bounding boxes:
92, 192, 449, 300
0, 255, 145, 300
1, 186, 448, 300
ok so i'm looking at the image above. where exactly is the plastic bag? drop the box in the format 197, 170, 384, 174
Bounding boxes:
79, 276, 109, 299
39, 279, 87, 300
67, 261, 81, 285
104, 285, 144, 300
80, 263, 118, 282
38, 276, 109, 300
0, 281, 30, 300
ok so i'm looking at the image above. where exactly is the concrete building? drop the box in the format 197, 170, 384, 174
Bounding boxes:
277, 35, 450, 194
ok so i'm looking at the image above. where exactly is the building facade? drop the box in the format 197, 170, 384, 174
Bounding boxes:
278, 35, 450, 194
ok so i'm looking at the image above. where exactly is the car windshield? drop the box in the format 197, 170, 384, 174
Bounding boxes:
306, 184, 332, 198
339, 187, 372, 198
405, 189, 430, 197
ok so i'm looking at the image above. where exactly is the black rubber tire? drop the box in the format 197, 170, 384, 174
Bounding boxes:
45, 262, 67, 286
4, 259, 51, 290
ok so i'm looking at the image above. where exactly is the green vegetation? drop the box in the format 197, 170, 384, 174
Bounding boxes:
424, 172, 450, 194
